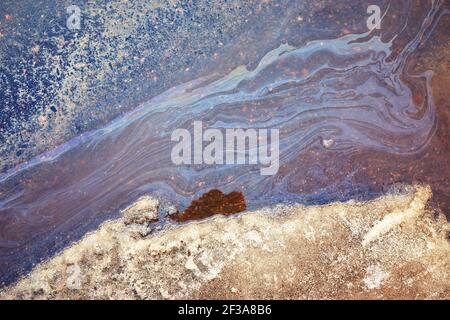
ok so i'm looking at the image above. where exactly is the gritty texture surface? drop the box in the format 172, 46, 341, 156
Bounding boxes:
1, 185, 449, 300
0, 0, 282, 171
122, 195, 159, 226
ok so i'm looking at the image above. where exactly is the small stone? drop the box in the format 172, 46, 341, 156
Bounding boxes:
122, 195, 159, 225
321, 138, 334, 149
127, 223, 152, 238
30, 45, 40, 54
184, 257, 198, 271
164, 205, 178, 216
73, 62, 87, 69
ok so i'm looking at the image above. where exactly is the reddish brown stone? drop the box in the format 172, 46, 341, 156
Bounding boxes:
170, 189, 246, 222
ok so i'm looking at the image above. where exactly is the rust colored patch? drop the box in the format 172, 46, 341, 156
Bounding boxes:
170, 189, 246, 222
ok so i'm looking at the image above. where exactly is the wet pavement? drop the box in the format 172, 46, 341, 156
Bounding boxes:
0, 0, 449, 288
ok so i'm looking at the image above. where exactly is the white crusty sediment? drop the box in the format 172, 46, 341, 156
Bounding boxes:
1, 185, 449, 300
